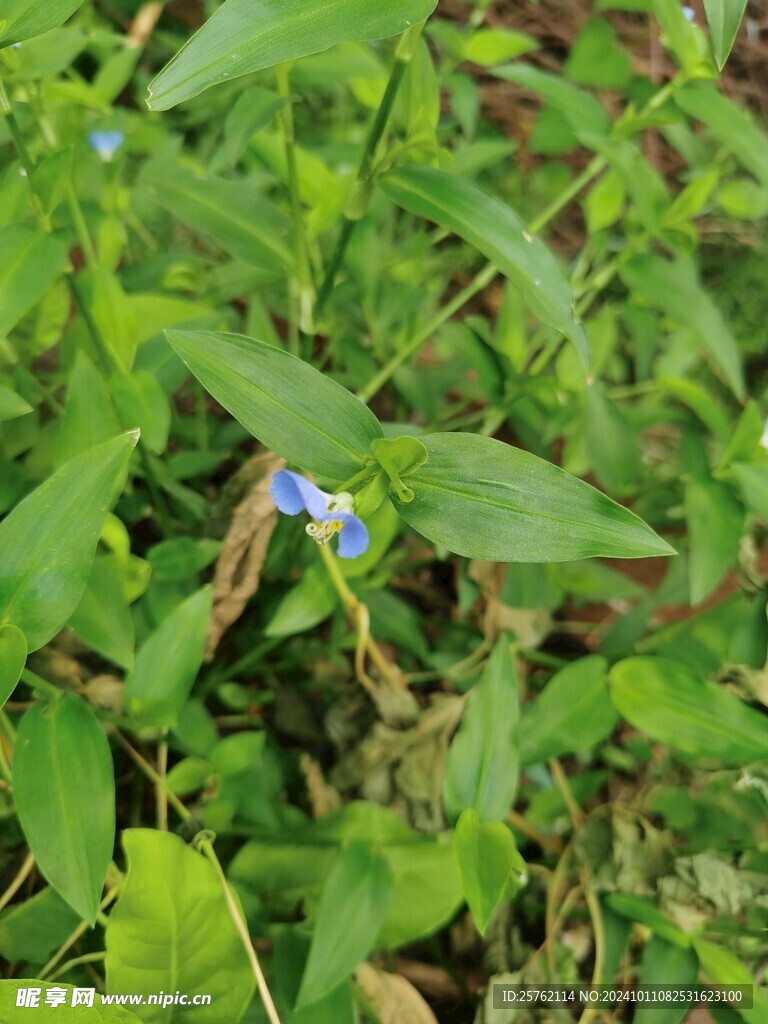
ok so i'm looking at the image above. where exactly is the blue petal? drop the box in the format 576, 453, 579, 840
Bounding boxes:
270, 470, 329, 519
87, 130, 124, 159
336, 513, 370, 559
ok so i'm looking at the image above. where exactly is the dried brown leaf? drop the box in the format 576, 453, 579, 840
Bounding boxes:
299, 752, 342, 817
205, 456, 284, 659
355, 963, 439, 1024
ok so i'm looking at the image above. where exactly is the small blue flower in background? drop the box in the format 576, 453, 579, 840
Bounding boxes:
270, 470, 369, 559
682, 6, 695, 21
88, 130, 124, 163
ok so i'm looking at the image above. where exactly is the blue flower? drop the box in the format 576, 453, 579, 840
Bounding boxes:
88, 130, 124, 162
270, 470, 369, 559
682, 5, 695, 21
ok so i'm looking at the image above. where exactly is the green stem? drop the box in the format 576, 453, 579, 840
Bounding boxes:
314, 23, 423, 317
526, 155, 606, 235
198, 838, 283, 1024
276, 63, 314, 345
0, 851, 35, 912
110, 729, 191, 823
66, 186, 98, 270
38, 889, 118, 980
110, 728, 282, 1024
357, 261, 497, 404
21, 669, 63, 703
47, 951, 106, 984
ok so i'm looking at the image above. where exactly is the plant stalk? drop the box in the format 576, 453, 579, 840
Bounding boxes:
276, 63, 314, 345
314, 22, 423, 317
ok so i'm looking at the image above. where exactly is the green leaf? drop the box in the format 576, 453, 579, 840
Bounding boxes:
692, 938, 768, 1024
0, 224, 68, 337
0, 623, 26, 711
0, 432, 138, 651
635, 936, 698, 1024
148, 0, 438, 110
112, 371, 171, 456
565, 18, 632, 88
609, 656, 768, 762
377, 834, 462, 949
675, 81, 768, 189
370, 435, 428, 502
463, 29, 538, 66
142, 163, 293, 271
146, 539, 222, 583
32, 148, 73, 218
444, 639, 520, 823
685, 477, 743, 605
14, 694, 115, 924
265, 565, 339, 638
394, 432, 674, 561
703, 0, 747, 69
0, 0, 85, 45
520, 655, 618, 765
0, 887, 81, 964
167, 331, 384, 480
105, 829, 254, 1022
585, 384, 641, 495
733, 463, 768, 519
492, 64, 612, 139
455, 809, 527, 935
607, 893, 691, 947
224, 86, 289, 166
653, 0, 712, 74
229, 803, 462, 950
296, 841, 391, 1009
382, 166, 590, 370
584, 168, 626, 233
54, 352, 122, 468
0, 385, 33, 422
0, 982, 141, 1022
68, 557, 135, 670
123, 586, 212, 729
620, 253, 744, 399
76, 269, 139, 373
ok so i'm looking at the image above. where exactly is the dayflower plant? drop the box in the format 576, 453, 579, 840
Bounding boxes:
271, 470, 370, 559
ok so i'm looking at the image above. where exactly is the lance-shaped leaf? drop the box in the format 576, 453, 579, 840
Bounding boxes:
394, 433, 673, 562
620, 253, 744, 399
0, 624, 26, 711
382, 166, 590, 370
0, 224, 68, 338
0, 0, 86, 46
296, 841, 391, 1009
167, 331, 383, 481
704, 0, 748, 69
609, 656, 768, 762
148, 0, 438, 111
675, 82, 768, 189
444, 638, 519, 823
105, 830, 254, 1022
123, 587, 212, 729
455, 809, 526, 935
520, 655, 618, 765
13, 695, 115, 924
142, 164, 293, 272
492, 64, 611, 139
0, 432, 138, 651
